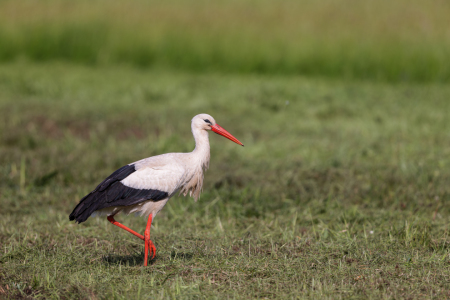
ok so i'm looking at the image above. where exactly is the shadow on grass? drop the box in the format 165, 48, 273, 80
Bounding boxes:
102, 252, 158, 266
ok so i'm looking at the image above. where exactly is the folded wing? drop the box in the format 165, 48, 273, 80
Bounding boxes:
69, 163, 184, 223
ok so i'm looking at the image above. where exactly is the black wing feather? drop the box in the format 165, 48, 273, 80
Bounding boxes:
69, 164, 168, 223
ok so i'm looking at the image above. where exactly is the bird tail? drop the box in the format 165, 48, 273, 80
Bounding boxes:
69, 193, 100, 223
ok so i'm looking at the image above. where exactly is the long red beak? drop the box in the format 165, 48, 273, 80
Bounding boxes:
211, 124, 244, 146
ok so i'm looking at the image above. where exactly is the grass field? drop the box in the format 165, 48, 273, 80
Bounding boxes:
1, 62, 450, 299
1, 0, 450, 82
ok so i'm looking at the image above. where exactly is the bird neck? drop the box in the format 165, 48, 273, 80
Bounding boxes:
191, 127, 210, 170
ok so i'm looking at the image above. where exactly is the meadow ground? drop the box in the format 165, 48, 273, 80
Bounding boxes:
1, 62, 450, 299
1, 0, 450, 83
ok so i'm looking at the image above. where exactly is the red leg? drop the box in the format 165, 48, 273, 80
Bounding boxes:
144, 214, 155, 266
107, 216, 144, 240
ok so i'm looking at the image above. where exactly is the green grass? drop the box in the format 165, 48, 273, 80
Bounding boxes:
1, 62, 450, 299
1, 0, 450, 82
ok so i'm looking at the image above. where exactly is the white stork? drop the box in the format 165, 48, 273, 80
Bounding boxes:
69, 114, 243, 266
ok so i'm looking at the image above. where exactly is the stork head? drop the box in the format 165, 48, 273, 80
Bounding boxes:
192, 114, 244, 146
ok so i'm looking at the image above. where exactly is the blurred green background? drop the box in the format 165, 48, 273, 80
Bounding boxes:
1, 1, 450, 299
1, 0, 449, 82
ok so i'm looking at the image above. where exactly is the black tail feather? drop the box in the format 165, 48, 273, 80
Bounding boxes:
69, 165, 136, 223
69, 193, 101, 223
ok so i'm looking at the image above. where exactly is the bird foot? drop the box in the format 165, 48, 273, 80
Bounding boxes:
148, 239, 156, 259
144, 238, 156, 266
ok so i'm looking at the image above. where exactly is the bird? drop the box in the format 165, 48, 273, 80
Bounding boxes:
69, 114, 243, 266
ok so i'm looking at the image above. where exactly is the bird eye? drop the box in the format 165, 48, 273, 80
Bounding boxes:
203, 119, 212, 125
